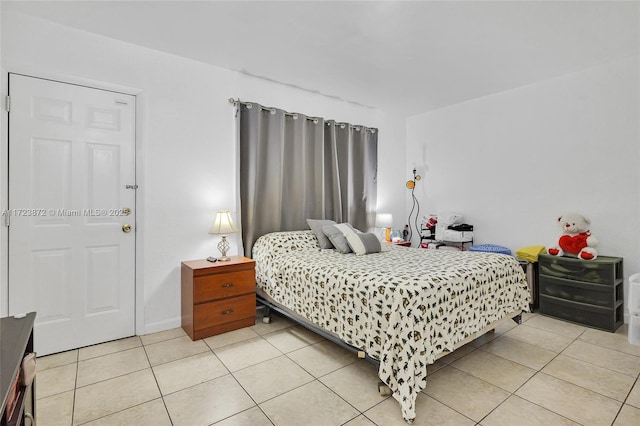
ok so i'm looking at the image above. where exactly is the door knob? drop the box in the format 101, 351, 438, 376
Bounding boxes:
122, 224, 132, 233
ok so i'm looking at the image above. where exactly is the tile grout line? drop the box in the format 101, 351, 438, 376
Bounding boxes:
143, 328, 259, 401
74, 335, 170, 425
305, 377, 365, 425
73, 398, 167, 426
447, 318, 583, 425
558, 339, 640, 378
141, 335, 175, 425
437, 359, 510, 424
224, 316, 370, 425
142, 320, 293, 424
288, 349, 398, 426
498, 326, 624, 425
71, 349, 79, 426
72, 348, 152, 391
611, 374, 640, 425
210, 318, 327, 424
445, 320, 636, 426
40, 331, 228, 425
223, 370, 276, 426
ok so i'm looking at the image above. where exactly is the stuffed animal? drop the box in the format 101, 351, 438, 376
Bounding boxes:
547, 213, 598, 260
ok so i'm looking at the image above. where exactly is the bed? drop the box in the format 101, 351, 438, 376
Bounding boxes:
252, 230, 531, 422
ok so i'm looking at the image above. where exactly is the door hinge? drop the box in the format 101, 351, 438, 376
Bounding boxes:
5, 95, 10, 112
125, 184, 138, 190
4, 215, 10, 227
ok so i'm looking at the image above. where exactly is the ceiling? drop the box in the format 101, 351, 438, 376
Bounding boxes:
3, 1, 639, 114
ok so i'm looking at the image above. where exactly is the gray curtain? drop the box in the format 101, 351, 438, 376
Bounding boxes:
238, 102, 377, 256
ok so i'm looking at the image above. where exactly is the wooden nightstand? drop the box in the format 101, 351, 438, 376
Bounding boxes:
181, 256, 256, 340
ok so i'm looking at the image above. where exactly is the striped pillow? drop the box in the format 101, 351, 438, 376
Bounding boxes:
346, 232, 382, 255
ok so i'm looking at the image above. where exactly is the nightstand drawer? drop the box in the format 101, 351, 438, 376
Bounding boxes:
539, 254, 622, 285
194, 270, 255, 303
539, 294, 623, 332
193, 294, 256, 330
540, 275, 615, 307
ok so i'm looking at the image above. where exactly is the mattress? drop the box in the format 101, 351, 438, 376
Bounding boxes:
252, 230, 530, 421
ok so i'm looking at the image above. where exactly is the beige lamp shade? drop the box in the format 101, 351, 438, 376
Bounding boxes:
375, 212, 393, 242
209, 211, 239, 235
375, 213, 393, 229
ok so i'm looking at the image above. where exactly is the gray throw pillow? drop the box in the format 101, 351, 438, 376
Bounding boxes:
322, 223, 358, 254
346, 232, 382, 255
307, 219, 336, 249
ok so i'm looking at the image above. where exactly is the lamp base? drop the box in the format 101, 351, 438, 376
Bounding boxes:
217, 235, 231, 261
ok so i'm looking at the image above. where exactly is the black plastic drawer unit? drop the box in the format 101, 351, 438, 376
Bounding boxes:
539, 255, 623, 285
538, 254, 623, 332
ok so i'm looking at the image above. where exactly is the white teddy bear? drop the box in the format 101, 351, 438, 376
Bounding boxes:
547, 213, 598, 260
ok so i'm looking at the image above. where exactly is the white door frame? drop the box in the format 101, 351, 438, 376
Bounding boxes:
1, 68, 147, 337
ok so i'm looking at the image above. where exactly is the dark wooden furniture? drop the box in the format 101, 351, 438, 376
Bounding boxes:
539, 254, 624, 332
1, 312, 36, 426
181, 256, 256, 340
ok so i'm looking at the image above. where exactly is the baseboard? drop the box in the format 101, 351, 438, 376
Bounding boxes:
143, 316, 181, 336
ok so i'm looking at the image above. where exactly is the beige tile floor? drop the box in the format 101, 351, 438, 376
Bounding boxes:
36, 312, 640, 426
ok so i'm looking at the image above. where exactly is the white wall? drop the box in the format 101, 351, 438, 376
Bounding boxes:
407, 56, 640, 320
374, 111, 408, 234
0, 11, 405, 332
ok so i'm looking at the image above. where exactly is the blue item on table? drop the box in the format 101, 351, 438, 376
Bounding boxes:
469, 244, 512, 255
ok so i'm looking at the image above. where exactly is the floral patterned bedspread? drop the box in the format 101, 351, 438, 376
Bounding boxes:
252, 231, 530, 421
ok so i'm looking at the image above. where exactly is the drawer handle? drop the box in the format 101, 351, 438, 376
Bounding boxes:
221, 309, 234, 315
222, 283, 234, 288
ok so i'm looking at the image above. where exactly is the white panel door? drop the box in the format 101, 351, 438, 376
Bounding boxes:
8, 74, 136, 356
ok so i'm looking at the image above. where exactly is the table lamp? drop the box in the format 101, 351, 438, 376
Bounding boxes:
209, 211, 239, 261
375, 213, 393, 242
